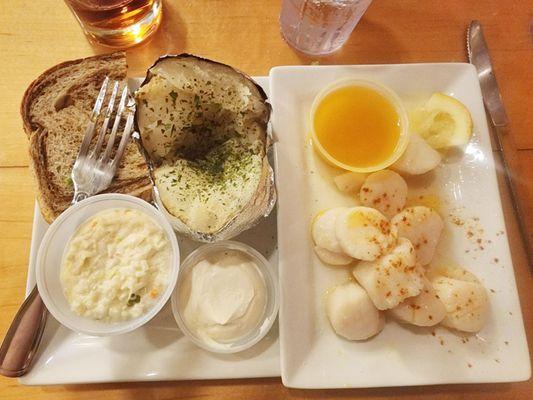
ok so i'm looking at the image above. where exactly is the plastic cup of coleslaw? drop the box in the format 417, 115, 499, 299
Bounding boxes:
35, 194, 180, 336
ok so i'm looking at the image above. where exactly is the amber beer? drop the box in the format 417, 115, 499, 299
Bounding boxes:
64, 0, 162, 48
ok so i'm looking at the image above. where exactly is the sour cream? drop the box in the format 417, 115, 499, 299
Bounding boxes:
178, 249, 267, 347
60, 208, 171, 322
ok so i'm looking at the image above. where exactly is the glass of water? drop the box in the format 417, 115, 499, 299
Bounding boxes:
279, 0, 373, 56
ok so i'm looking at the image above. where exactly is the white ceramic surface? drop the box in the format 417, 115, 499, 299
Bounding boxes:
20, 77, 280, 385
270, 64, 531, 389
36, 194, 180, 336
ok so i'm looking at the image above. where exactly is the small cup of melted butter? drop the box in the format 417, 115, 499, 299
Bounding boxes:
310, 79, 409, 172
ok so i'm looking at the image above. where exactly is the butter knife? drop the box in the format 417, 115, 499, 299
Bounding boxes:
467, 20, 532, 266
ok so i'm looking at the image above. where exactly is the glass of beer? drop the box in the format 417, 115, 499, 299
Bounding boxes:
64, 0, 162, 48
279, 0, 373, 55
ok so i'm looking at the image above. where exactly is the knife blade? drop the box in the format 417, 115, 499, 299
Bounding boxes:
467, 21, 509, 128
467, 20, 532, 266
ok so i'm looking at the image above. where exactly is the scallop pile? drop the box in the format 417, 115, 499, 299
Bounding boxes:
312, 136, 489, 341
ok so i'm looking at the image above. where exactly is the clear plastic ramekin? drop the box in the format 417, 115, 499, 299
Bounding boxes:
310, 78, 410, 173
35, 194, 180, 336
171, 241, 279, 353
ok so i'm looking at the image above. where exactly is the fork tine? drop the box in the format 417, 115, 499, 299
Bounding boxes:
92, 80, 120, 158
101, 85, 129, 162
76, 76, 109, 158
111, 110, 135, 170
92, 76, 110, 114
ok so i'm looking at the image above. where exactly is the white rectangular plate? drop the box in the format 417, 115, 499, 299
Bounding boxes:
20, 77, 280, 385
270, 64, 530, 389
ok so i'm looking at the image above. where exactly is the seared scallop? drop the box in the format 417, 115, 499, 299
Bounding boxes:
431, 267, 489, 333
391, 206, 443, 265
326, 282, 385, 340
312, 207, 348, 254
335, 207, 397, 261
333, 171, 367, 193
360, 170, 408, 219
352, 238, 424, 310
389, 274, 446, 326
314, 246, 353, 266
432, 265, 480, 283
392, 133, 441, 175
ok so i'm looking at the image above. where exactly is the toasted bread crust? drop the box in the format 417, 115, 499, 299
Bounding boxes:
21, 52, 127, 136
22, 52, 152, 223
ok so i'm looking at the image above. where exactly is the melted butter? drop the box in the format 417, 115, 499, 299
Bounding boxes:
346, 209, 376, 229
347, 210, 366, 228
407, 194, 442, 213
313, 86, 401, 168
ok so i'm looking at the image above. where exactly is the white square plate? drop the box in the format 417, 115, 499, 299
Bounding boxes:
20, 77, 280, 385
270, 64, 530, 389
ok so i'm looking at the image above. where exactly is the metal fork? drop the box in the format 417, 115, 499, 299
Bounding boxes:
0, 77, 135, 377
72, 76, 136, 203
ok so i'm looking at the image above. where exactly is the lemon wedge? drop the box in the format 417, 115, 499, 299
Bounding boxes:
410, 93, 473, 149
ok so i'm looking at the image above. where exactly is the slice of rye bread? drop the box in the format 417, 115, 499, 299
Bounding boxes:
21, 52, 152, 223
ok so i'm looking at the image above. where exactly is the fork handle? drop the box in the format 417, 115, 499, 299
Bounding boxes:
72, 191, 90, 204
0, 286, 48, 377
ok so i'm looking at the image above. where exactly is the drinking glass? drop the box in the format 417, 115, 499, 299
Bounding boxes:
64, 0, 162, 48
279, 0, 373, 55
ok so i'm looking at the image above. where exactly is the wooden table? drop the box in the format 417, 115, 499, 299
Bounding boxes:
0, 0, 531, 398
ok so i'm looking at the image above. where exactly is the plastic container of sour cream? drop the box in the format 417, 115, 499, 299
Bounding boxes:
171, 241, 279, 353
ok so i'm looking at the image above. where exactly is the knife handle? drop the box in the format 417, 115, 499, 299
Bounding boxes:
0, 285, 48, 377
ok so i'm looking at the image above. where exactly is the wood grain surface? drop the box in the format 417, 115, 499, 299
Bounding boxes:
0, 0, 531, 398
